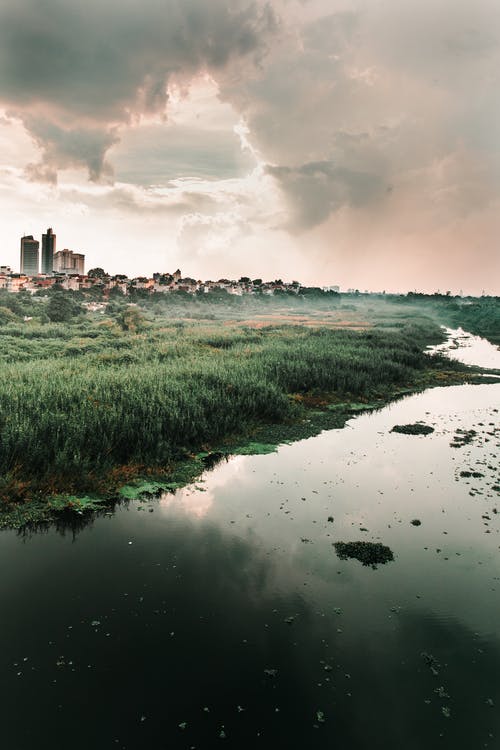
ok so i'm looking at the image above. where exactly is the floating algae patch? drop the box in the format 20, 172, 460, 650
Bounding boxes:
450, 428, 477, 448
333, 541, 395, 569
47, 495, 109, 513
391, 423, 435, 435
233, 442, 278, 456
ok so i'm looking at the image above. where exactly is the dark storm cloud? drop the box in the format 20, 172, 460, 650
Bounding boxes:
0, 0, 277, 178
23, 116, 119, 182
267, 161, 385, 230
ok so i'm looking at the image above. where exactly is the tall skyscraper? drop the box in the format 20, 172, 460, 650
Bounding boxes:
41, 228, 56, 274
20, 235, 39, 275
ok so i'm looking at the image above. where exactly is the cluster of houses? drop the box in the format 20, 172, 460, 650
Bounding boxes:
0, 266, 338, 297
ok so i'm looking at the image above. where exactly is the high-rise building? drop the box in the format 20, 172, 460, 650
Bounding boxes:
20, 235, 39, 275
41, 228, 56, 274
53, 249, 85, 275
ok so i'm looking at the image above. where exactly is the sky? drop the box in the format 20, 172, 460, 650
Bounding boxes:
0, 0, 499, 294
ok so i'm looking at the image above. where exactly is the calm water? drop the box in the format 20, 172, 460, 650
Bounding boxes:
429, 326, 500, 369
1, 335, 499, 749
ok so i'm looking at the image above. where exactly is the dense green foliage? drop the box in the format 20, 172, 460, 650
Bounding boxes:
0, 298, 454, 499
390, 293, 500, 345
449, 299, 500, 344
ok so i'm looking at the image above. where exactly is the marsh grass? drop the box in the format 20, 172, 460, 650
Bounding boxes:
0, 304, 460, 501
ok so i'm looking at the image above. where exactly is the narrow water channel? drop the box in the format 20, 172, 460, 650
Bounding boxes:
0, 332, 498, 749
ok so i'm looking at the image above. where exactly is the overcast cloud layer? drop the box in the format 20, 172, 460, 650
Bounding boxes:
0, 0, 498, 293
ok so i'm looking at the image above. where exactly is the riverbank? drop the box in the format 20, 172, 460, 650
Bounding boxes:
1, 360, 495, 531
1, 302, 499, 530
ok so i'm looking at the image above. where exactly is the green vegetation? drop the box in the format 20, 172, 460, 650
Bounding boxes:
450, 299, 500, 345
0, 290, 492, 527
391, 423, 435, 435
388, 293, 500, 345
333, 541, 395, 568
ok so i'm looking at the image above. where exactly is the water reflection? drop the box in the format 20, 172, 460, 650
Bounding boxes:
159, 457, 247, 519
1, 506, 499, 750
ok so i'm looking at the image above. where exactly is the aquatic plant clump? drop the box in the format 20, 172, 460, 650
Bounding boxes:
450, 429, 477, 448
333, 541, 395, 568
391, 423, 435, 435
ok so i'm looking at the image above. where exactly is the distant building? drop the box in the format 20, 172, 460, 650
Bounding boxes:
20, 235, 39, 275
41, 228, 56, 274
6, 274, 29, 292
53, 249, 85, 275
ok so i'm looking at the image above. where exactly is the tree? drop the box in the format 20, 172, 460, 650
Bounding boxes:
46, 294, 83, 322
117, 307, 146, 332
88, 267, 107, 279
0, 306, 18, 325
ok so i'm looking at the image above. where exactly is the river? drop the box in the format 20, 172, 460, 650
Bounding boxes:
0, 330, 498, 749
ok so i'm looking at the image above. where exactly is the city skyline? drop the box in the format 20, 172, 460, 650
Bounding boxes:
0, 1, 499, 295
18, 228, 85, 277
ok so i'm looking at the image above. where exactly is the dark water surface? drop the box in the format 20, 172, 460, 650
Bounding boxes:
1, 336, 499, 749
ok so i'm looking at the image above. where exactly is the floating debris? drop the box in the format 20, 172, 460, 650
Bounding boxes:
421, 652, 441, 676
391, 423, 434, 436
333, 541, 394, 568
450, 429, 477, 448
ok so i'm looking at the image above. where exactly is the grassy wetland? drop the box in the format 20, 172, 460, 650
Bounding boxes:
1, 290, 500, 750
0, 289, 497, 527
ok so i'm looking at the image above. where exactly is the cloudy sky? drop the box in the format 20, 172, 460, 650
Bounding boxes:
0, 0, 498, 293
